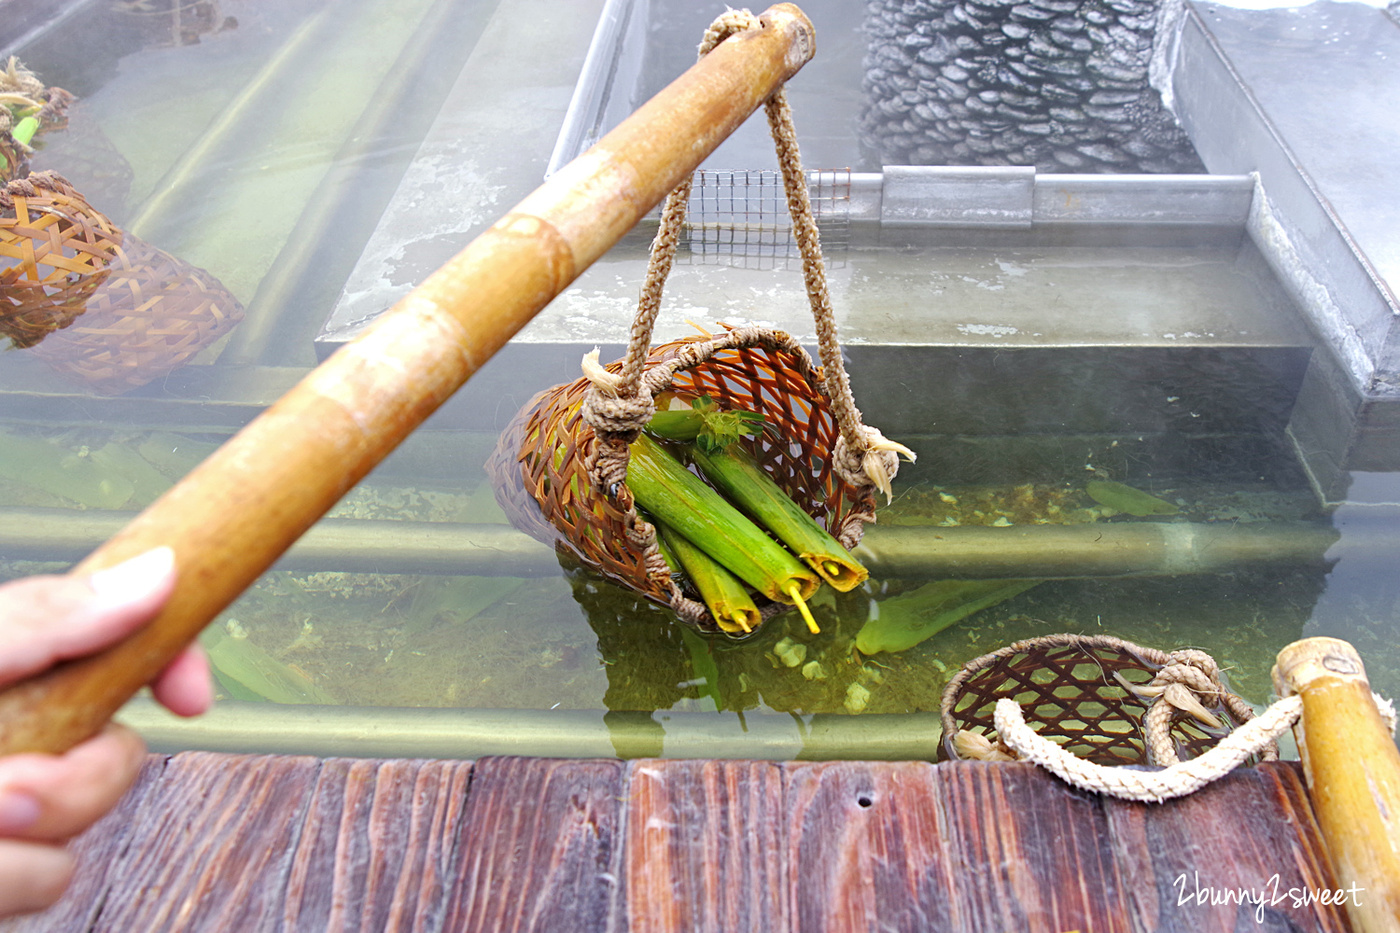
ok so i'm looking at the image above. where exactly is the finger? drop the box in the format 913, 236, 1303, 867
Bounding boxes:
0, 840, 73, 919
0, 724, 145, 842
0, 547, 176, 687
151, 644, 213, 717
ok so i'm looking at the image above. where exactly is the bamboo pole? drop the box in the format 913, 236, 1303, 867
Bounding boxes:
1273, 638, 1400, 933
0, 4, 817, 756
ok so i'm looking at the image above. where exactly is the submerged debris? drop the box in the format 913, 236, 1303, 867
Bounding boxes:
845, 682, 872, 714
884, 483, 1096, 527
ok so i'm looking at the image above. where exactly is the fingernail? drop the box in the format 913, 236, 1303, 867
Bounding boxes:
88, 547, 175, 606
0, 791, 41, 834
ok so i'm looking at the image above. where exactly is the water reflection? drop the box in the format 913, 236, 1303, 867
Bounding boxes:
1307, 474, 1400, 701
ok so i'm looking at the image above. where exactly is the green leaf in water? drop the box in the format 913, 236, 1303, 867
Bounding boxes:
0, 428, 134, 509
1086, 480, 1180, 517
202, 624, 336, 705
401, 576, 524, 638
87, 442, 173, 507
855, 579, 1040, 655
136, 433, 221, 481
678, 625, 724, 712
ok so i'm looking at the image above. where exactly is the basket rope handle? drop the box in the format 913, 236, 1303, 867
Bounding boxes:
583, 11, 914, 501
951, 634, 1399, 803
993, 694, 1305, 803
995, 688, 1398, 803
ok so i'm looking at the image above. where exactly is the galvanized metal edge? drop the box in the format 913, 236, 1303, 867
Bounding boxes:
876, 167, 1254, 227
1171, 2, 1400, 398
545, 0, 644, 178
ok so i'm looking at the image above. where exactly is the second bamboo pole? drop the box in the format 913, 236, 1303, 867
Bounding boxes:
1273, 638, 1400, 933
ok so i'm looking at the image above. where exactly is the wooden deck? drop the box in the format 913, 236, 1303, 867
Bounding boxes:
1, 753, 1355, 932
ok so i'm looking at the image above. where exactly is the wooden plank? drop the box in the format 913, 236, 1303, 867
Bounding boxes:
781, 760, 957, 932
0, 755, 170, 933
620, 759, 786, 933
441, 756, 625, 933
1104, 761, 1353, 932
0, 751, 1360, 933
280, 758, 474, 933
89, 752, 322, 931
1255, 763, 1357, 930
932, 760, 1134, 932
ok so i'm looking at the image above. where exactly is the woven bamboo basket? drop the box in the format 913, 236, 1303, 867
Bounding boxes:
938, 633, 1273, 767
1, 171, 125, 348
490, 327, 877, 636
3, 170, 244, 393
27, 232, 244, 394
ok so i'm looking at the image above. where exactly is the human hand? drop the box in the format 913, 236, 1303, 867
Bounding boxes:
0, 547, 211, 917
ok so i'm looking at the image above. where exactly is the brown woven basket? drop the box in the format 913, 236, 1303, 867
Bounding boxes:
489, 10, 910, 638
938, 633, 1269, 767
1, 172, 125, 348
27, 232, 244, 394
3, 171, 244, 393
489, 327, 877, 636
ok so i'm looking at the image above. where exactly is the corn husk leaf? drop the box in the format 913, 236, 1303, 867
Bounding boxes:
628, 432, 819, 605
655, 517, 760, 635
691, 444, 867, 592
646, 395, 764, 451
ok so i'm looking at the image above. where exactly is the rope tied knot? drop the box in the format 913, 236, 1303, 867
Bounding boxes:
579, 347, 656, 437
1119, 648, 1271, 766
833, 425, 917, 504
581, 388, 656, 437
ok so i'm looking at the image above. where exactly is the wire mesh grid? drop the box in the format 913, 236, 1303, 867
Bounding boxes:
679, 169, 851, 270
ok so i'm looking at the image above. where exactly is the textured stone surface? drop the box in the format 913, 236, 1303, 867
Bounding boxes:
857, 0, 1204, 173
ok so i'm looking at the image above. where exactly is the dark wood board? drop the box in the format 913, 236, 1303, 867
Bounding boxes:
441, 756, 625, 933
781, 759, 954, 932
1, 754, 172, 933
620, 759, 786, 933
0, 754, 1358, 933
1104, 761, 1353, 933
931, 760, 1136, 931
281, 757, 475, 933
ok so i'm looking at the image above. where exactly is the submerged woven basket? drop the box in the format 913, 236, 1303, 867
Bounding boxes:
939, 633, 1271, 767
490, 327, 878, 635
1, 172, 125, 348
3, 171, 243, 393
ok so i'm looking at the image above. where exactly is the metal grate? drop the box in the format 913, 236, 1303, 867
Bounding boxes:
680, 169, 851, 270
